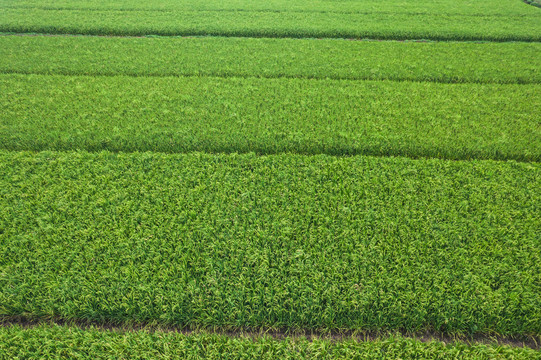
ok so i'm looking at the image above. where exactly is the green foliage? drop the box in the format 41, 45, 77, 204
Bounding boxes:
524, 0, 541, 8
1, 0, 540, 354
1, 0, 538, 15
1, 151, 540, 335
1, 74, 539, 161
1, 324, 539, 360
2, 36, 541, 84
0, 0, 540, 41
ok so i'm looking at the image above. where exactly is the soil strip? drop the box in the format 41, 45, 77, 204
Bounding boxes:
1, 316, 538, 350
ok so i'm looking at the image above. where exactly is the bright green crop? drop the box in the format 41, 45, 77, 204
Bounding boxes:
1, 0, 538, 16
1, 151, 540, 335
1, 36, 540, 84
1, 6, 540, 41
1, 74, 540, 161
0, 324, 539, 359
1, 0, 540, 353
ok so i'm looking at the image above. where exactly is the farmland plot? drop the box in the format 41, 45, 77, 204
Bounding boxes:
1, 151, 540, 334
1, 36, 541, 84
0, 0, 540, 358
1, 75, 540, 161
1, 0, 541, 40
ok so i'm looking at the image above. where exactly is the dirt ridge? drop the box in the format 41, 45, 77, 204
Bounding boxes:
1, 316, 539, 350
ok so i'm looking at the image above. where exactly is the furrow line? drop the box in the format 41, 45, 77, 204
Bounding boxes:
1, 317, 539, 350
1, 6, 538, 17
0, 32, 530, 43
2, 69, 539, 86
2, 29, 540, 42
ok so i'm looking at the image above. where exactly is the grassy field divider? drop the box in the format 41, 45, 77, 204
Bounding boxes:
2, 317, 539, 350
1, 323, 539, 359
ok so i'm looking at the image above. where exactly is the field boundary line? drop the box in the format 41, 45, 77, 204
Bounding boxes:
1, 149, 539, 163
1, 316, 539, 350
1, 6, 538, 17
2, 69, 539, 86
1, 29, 540, 43
4, 32, 537, 44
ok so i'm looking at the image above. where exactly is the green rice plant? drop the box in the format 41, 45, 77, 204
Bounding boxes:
1, 36, 540, 84
1, 74, 539, 161
1, 0, 538, 16
0, 324, 538, 359
1, 7, 540, 41
1, 151, 539, 335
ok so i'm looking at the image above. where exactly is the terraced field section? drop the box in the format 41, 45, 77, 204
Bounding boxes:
1, 0, 541, 40
1, 0, 540, 358
3, 36, 541, 84
2, 151, 541, 332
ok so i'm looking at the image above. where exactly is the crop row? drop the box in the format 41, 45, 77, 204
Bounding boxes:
0, 324, 538, 359
1, 0, 538, 16
2, 36, 541, 84
1, 151, 540, 335
1, 8, 540, 41
1, 74, 540, 161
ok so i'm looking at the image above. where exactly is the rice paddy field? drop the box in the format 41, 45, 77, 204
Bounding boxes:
0, 0, 540, 358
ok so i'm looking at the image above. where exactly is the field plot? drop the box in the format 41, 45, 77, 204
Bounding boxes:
1, 0, 541, 41
1, 152, 540, 334
2, 36, 541, 84
1, 0, 540, 358
2, 0, 539, 14
1, 74, 540, 161
2, 8, 541, 41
